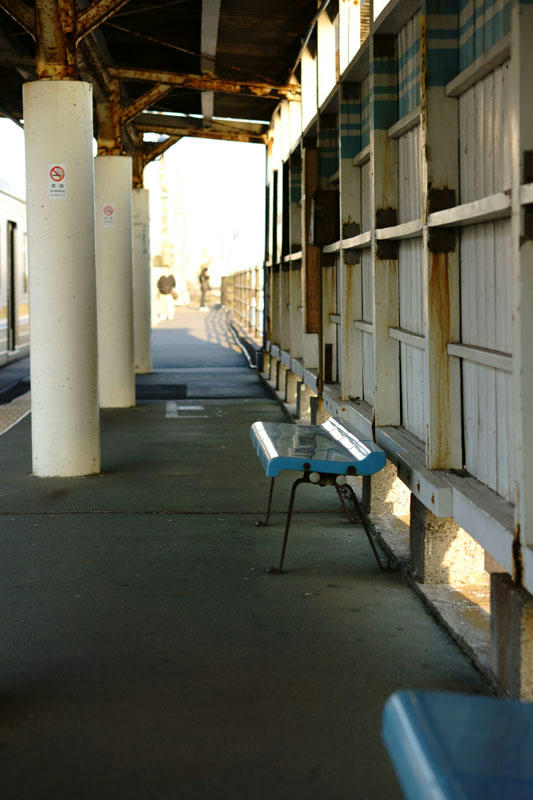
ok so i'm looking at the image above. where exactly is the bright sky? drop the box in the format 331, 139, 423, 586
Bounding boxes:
0, 119, 26, 198
0, 119, 266, 282
144, 136, 266, 285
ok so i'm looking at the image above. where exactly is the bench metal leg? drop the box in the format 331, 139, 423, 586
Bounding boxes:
335, 483, 389, 572
255, 477, 276, 527
267, 476, 307, 574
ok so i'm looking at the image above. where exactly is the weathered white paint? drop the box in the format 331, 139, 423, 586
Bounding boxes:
289, 266, 303, 359
460, 219, 513, 499
446, 34, 510, 98
339, 0, 361, 75
341, 257, 361, 400
132, 188, 152, 374
301, 47, 318, 130
94, 155, 135, 408
200, 0, 221, 126
23, 80, 100, 476
289, 95, 302, 150
398, 239, 425, 441
318, 8, 337, 107
270, 268, 280, 345
448, 343, 512, 373
361, 157, 372, 233
459, 60, 512, 202
511, 2, 533, 549
322, 263, 337, 383
279, 101, 291, 162
303, 333, 319, 370
360, 248, 374, 405
398, 124, 421, 223
280, 268, 291, 350
388, 107, 420, 140
420, 11, 462, 470
429, 192, 511, 228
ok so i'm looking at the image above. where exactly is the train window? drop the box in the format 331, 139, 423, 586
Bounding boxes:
7, 220, 16, 351
22, 232, 28, 294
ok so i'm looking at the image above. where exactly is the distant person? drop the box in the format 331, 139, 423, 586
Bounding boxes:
198, 265, 211, 309
157, 271, 176, 320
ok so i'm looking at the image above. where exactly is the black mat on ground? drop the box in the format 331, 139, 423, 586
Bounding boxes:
0, 378, 30, 404
135, 383, 187, 400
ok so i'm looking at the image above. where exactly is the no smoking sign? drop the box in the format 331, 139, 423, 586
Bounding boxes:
103, 203, 115, 227
48, 163, 66, 199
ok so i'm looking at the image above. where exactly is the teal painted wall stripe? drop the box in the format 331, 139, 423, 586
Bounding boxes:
458, 0, 511, 71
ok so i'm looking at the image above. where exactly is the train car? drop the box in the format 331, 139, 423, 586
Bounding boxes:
0, 182, 29, 365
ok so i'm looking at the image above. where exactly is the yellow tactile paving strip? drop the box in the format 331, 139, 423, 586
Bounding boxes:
0, 391, 31, 435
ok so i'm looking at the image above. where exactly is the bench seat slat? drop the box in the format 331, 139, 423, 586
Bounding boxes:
382, 690, 533, 800
250, 419, 386, 477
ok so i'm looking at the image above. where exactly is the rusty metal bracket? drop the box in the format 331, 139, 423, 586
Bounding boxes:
373, 34, 395, 59
428, 187, 456, 214
343, 248, 360, 265
376, 208, 397, 228
428, 228, 456, 253
524, 206, 533, 242
342, 82, 360, 101
524, 151, 533, 184
377, 240, 399, 260
320, 113, 337, 130
342, 221, 360, 239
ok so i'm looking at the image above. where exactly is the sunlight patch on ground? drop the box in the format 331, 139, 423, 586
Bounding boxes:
0, 391, 30, 435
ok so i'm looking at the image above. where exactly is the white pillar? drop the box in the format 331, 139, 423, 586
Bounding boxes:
132, 188, 152, 373
23, 80, 100, 477
94, 156, 135, 407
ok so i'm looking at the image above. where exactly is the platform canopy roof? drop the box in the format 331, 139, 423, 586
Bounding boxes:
0, 0, 319, 154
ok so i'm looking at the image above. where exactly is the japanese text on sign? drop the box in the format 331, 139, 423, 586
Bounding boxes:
49, 164, 66, 199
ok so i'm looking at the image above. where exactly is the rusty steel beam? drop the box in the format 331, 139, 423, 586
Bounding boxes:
95, 78, 123, 154
0, 52, 35, 69
143, 136, 181, 166
136, 112, 267, 137
200, 0, 222, 128
35, 0, 77, 79
76, 0, 132, 43
121, 85, 174, 127
76, 36, 113, 102
0, 0, 35, 37
135, 121, 266, 145
109, 66, 301, 100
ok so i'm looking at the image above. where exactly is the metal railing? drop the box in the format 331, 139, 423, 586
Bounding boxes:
221, 266, 264, 343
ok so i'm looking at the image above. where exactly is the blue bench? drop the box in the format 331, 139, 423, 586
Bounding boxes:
382, 690, 533, 800
250, 417, 388, 573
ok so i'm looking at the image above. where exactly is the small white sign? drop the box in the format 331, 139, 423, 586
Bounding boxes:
48, 163, 66, 199
103, 203, 115, 227
165, 402, 208, 419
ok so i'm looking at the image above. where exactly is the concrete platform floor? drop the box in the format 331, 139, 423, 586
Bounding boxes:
0, 308, 490, 799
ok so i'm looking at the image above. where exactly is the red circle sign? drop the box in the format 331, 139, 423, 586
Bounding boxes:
50, 165, 65, 182
103, 205, 114, 216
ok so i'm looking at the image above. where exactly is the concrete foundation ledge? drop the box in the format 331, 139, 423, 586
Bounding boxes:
227, 316, 263, 370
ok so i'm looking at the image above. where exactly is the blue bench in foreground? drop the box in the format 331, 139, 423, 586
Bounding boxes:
382, 690, 533, 800
250, 417, 388, 573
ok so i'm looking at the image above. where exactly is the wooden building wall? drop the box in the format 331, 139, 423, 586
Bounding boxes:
263, 0, 533, 595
